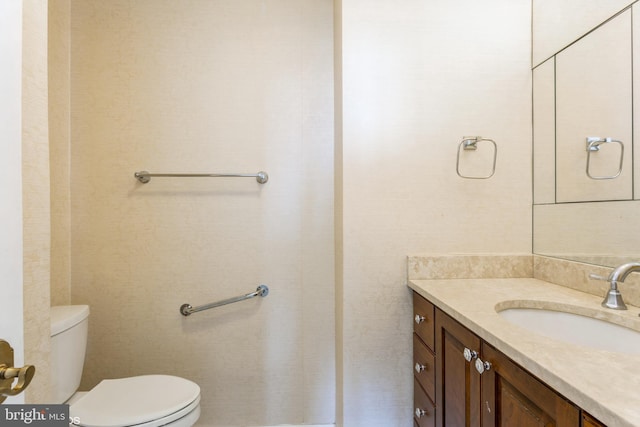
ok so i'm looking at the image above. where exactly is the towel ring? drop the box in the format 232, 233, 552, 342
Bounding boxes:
585, 137, 624, 180
456, 136, 497, 179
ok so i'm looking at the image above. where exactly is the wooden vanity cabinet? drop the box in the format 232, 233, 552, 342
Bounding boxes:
413, 293, 436, 427
413, 291, 606, 427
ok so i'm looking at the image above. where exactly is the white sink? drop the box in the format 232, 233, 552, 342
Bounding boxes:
496, 302, 640, 354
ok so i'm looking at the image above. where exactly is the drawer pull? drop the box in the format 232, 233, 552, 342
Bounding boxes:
414, 362, 427, 373
414, 314, 426, 325
415, 408, 429, 418
475, 358, 492, 374
463, 347, 478, 362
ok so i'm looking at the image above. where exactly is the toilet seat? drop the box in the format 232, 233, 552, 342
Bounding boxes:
70, 375, 200, 427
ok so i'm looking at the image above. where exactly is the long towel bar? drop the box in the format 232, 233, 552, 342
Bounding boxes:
180, 285, 269, 316
134, 171, 269, 184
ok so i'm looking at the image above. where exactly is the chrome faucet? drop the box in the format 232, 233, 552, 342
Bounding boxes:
592, 262, 640, 310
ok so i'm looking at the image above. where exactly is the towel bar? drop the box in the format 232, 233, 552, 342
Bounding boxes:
134, 171, 269, 184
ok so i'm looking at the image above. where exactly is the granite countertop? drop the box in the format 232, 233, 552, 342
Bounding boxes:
409, 278, 640, 427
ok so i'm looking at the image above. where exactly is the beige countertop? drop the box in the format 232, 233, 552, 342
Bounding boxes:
409, 278, 640, 427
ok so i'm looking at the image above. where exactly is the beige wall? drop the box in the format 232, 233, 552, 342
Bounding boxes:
65, 1, 334, 426
337, 0, 532, 424
41, 1, 534, 426
49, 0, 72, 307
22, 0, 52, 403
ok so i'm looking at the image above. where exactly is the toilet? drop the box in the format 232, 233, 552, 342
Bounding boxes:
51, 305, 201, 427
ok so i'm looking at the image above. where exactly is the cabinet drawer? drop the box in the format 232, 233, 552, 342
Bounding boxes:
414, 378, 435, 427
413, 333, 435, 400
413, 292, 435, 350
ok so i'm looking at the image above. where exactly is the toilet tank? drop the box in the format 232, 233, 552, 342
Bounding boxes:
50, 305, 90, 404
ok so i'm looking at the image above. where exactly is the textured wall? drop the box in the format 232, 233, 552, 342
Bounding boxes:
337, 0, 532, 425
68, 1, 334, 426
22, 0, 52, 403
49, 0, 71, 307
53, 2, 533, 426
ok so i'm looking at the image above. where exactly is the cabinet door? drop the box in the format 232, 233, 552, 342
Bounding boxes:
435, 309, 481, 427
556, 9, 632, 203
480, 343, 580, 427
582, 412, 606, 427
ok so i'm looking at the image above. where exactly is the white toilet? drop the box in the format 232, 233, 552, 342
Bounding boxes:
51, 305, 201, 427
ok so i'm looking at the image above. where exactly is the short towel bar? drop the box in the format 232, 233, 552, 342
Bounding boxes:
180, 285, 269, 316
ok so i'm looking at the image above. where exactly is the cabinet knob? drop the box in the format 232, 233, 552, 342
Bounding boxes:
414, 314, 426, 325
415, 362, 427, 373
415, 408, 429, 418
463, 347, 478, 362
475, 358, 492, 374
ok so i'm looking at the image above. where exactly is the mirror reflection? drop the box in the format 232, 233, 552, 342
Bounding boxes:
532, 1, 640, 268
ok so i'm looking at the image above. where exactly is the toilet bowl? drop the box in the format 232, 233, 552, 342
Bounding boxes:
69, 375, 200, 427
51, 305, 201, 427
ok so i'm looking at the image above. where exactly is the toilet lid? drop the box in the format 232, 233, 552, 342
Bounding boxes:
70, 375, 200, 427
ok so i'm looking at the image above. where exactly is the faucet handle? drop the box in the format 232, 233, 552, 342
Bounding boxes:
589, 273, 628, 309
602, 288, 628, 310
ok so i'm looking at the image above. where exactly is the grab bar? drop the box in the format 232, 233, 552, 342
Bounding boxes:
134, 171, 269, 184
180, 284, 269, 316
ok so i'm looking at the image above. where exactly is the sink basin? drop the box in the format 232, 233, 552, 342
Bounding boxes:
496, 302, 640, 354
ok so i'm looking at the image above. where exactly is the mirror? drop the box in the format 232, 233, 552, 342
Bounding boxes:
532, 1, 640, 268
533, 201, 640, 267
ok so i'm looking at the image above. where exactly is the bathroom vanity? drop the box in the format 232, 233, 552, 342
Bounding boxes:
409, 278, 640, 427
